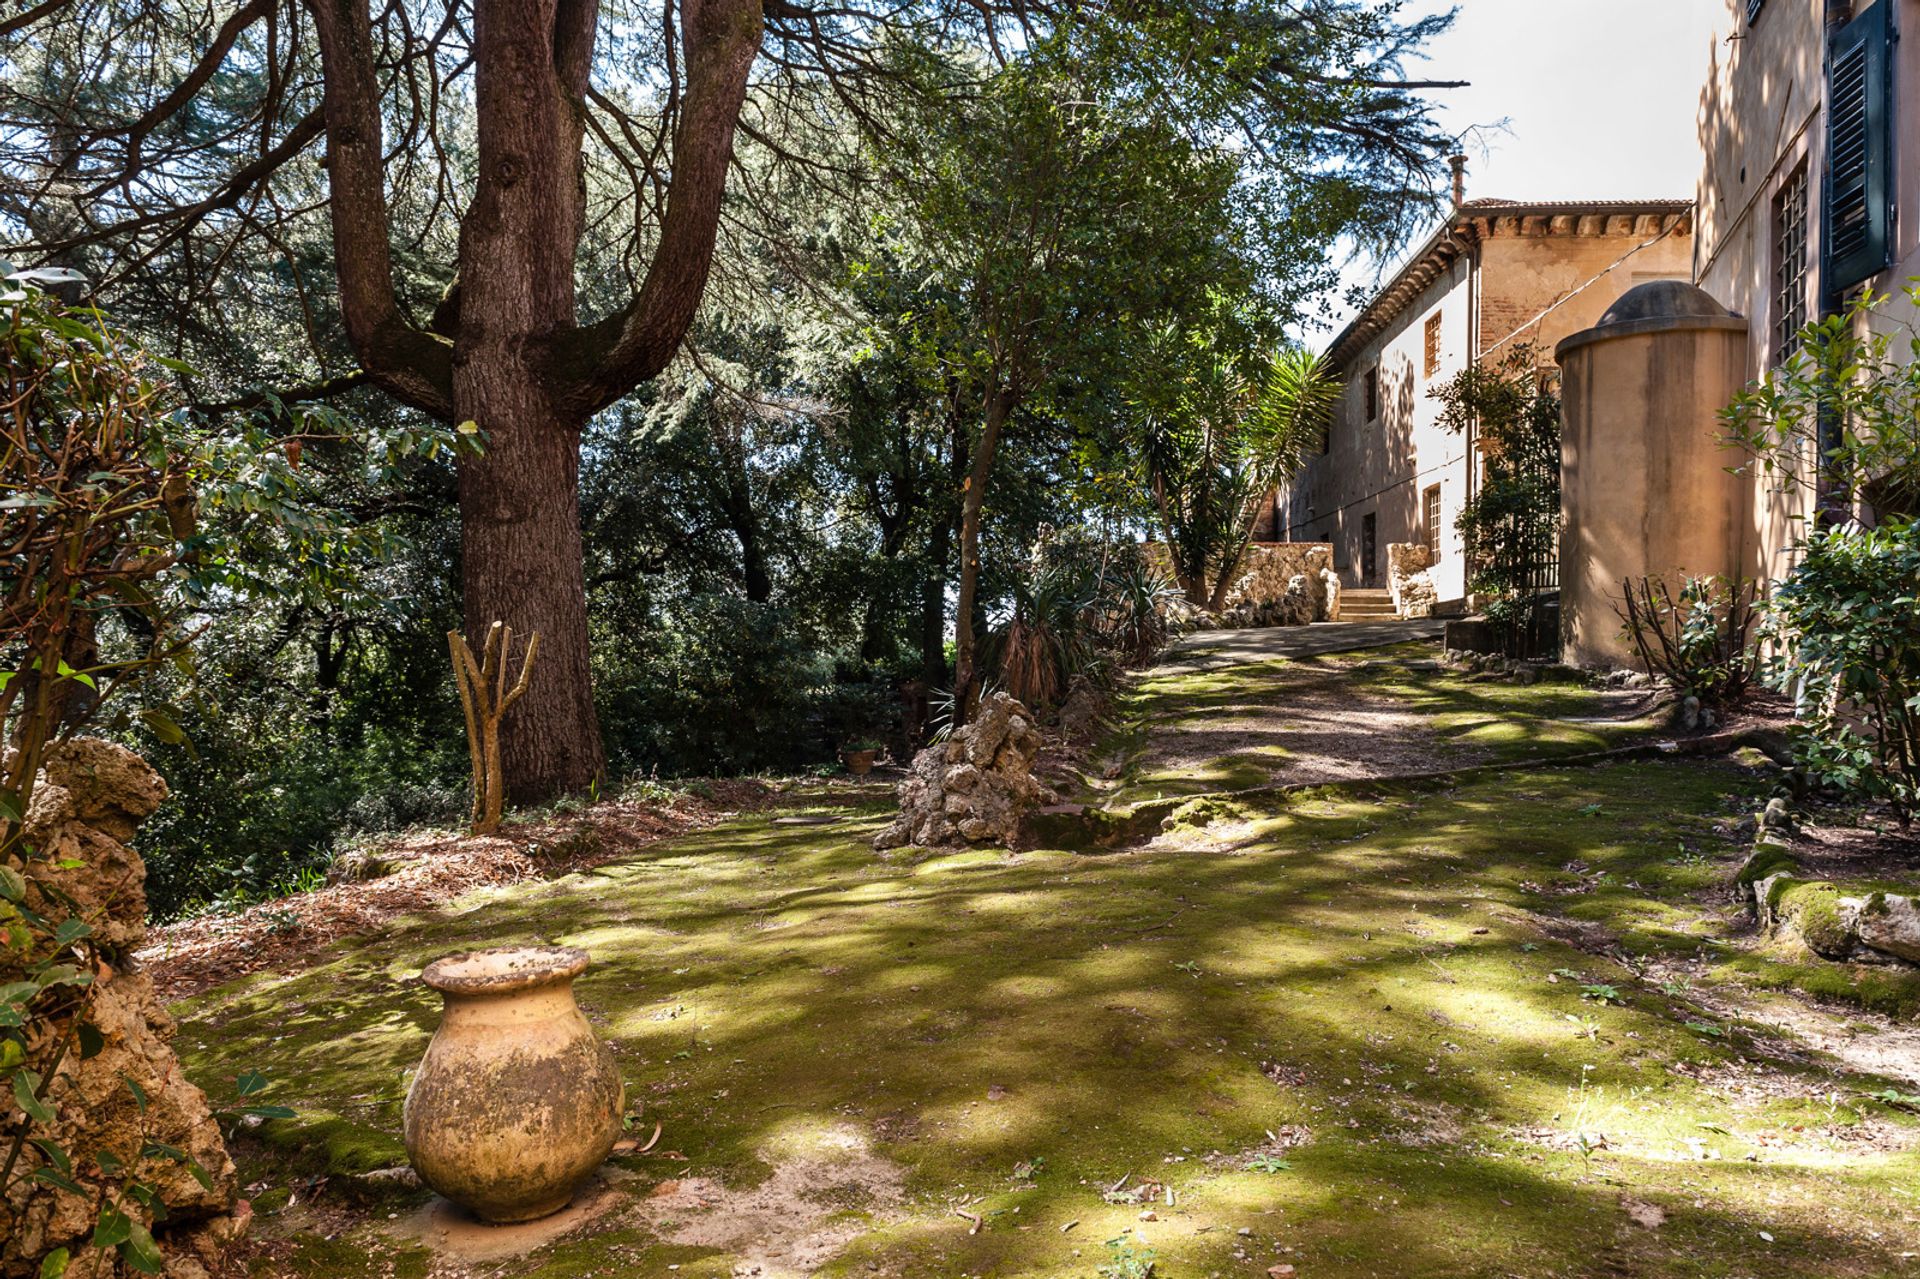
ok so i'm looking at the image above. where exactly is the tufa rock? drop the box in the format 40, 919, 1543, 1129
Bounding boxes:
1853, 894, 1920, 965
1386, 543, 1438, 619
1319, 568, 1342, 622
1277, 576, 1314, 627
874, 693, 1054, 850
2, 740, 244, 1279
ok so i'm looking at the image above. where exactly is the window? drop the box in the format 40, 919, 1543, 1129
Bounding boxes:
1422, 485, 1442, 562
1746, 0, 1764, 22
1773, 165, 1809, 362
1362, 366, 1379, 422
1361, 512, 1378, 585
1825, 1, 1894, 292
1423, 313, 1443, 379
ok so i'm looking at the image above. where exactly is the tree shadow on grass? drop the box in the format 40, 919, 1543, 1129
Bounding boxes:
178, 761, 1920, 1277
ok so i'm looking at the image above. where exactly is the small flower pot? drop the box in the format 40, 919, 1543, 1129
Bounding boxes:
844, 749, 878, 776
404, 946, 625, 1222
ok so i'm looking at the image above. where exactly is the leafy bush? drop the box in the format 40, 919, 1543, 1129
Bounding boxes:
1723, 283, 1920, 517
1091, 552, 1180, 664
0, 276, 420, 1272
1764, 521, 1920, 825
1725, 286, 1920, 824
598, 594, 843, 776
1433, 347, 1560, 656
982, 556, 1103, 711
138, 729, 465, 918
1616, 574, 1760, 706
982, 539, 1178, 713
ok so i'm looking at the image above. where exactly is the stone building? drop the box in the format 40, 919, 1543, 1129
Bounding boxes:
1267, 187, 1695, 610
1556, 0, 1919, 666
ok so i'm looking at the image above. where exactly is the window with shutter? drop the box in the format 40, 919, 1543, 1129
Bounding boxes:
1774, 165, 1809, 363
1824, 1, 1894, 293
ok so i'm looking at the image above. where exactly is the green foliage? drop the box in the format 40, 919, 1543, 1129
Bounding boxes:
1433, 348, 1561, 656
1090, 552, 1182, 666
1723, 283, 1920, 518
1097, 1238, 1157, 1279
0, 280, 330, 1275
1763, 519, 1920, 824
1616, 574, 1760, 706
982, 536, 1182, 712
982, 557, 1104, 712
1725, 290, 1920, 824
1129, 310, 1338, 608
598, 594, 866, 776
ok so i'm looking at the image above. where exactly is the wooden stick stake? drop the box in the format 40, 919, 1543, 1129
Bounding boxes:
448, 621, 540, 834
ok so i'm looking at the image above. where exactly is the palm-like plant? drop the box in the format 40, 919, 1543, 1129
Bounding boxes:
981, 557, 1104, 711
1094, 553, 1182, 662
1133, 325, 1337, 610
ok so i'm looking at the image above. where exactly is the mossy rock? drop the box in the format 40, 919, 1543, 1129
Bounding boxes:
1764, 878, 1857, 959
1161, 795, 1252, 831
1735, 840, 1799, 889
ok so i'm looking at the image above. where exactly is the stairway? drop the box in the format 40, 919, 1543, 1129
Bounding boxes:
1337, 587, 1399, 621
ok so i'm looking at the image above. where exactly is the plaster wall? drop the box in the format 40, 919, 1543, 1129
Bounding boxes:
1559, 324, 1752, 669
1696, 0, 1920, 574
1281, 221, 1694, 603
1282, 259, 1472, 599
1479, 230, 1694, 360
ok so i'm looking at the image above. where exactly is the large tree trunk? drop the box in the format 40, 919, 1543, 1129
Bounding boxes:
450, 0, 605, 801
308, 0, 762, 802
456, 377, 604, 803
952, 387, 1012, 718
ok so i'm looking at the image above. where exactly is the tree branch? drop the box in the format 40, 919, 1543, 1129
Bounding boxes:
305, 0, 454, 419
551, 0, 764, 418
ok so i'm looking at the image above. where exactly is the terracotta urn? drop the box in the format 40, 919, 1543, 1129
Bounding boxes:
844, 748, 878, 776
403, 945, 624, 1222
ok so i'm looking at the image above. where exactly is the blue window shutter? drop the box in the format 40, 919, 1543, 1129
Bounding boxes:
1824, 1, 1894, 293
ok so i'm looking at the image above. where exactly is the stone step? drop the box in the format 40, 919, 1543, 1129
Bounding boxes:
1337, 590, 1401, 620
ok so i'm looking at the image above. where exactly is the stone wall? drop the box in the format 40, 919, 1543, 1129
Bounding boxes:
1140, 542, 1336, 626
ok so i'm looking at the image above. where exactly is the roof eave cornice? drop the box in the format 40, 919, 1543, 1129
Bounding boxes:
1320, 201, 1695, 373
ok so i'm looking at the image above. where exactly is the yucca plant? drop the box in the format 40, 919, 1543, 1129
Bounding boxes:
1130, 321, 1338, 610
982, 558, 1103, 711
1095, 554, 1181, 664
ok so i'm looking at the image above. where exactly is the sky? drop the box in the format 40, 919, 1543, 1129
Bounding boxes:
1300, 0, 1733, 341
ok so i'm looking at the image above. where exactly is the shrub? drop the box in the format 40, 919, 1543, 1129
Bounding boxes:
1616, 573, 1760, 706
1092, 553, 1180, 664
598, 594, 840, 776
1433, 347, 1560, 657
981, 556, 1103, 711
1763, 520, 1920, 825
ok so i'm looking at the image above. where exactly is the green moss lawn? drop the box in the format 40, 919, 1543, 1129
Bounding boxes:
177, 644, 1920, 1277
